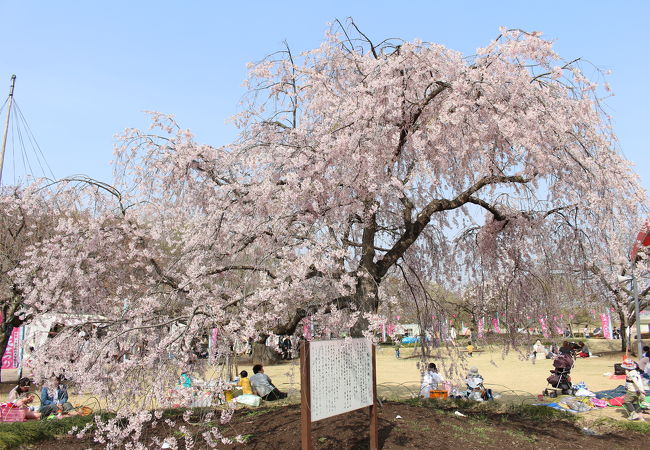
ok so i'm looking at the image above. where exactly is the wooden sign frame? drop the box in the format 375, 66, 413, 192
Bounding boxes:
300, 339, 378, 450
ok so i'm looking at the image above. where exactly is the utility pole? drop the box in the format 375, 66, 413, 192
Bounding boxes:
0, 74, 17, 185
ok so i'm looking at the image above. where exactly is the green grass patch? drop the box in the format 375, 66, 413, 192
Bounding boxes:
244, 408, 271, 417
0, 414, 105, 450
403, 397, 576, 422
590, 417, 650, 434
0, 408, 209, 449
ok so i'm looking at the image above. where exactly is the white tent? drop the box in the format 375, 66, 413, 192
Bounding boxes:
22, 312, 104, 358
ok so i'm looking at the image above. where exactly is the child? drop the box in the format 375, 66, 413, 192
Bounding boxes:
466, 343, 474, 357
622, 359, 646, 421
237, 370, 253, 395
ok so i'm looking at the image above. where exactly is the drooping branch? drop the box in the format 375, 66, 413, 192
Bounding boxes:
377, 174, 529, 277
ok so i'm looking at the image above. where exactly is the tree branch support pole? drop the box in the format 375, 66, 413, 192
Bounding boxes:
300, 340, 312, 450
632, 268, 643, 358
369, 344, 378, 450
0, 75, 16, 185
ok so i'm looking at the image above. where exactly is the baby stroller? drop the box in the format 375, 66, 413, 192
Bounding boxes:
543, 354, 576, 397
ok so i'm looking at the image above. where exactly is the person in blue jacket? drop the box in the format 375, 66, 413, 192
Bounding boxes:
39, 376, 74, 418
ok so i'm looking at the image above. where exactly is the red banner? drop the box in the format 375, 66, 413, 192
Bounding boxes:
1, 327, 21, 369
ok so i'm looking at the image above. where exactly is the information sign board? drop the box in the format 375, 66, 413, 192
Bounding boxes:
309, 339, 373, 421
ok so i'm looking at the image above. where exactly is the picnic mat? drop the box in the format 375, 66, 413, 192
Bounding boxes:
537, 387, 650, 412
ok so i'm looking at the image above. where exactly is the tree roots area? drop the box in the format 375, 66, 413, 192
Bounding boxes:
20, 400, 650, 449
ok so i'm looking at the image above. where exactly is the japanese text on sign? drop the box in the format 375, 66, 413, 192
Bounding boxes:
309, 338, 373, 422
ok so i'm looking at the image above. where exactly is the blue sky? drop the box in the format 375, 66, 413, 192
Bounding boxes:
1, 1, 649, 192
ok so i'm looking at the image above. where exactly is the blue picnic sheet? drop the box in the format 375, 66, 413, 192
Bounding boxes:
594, 385, 650, 399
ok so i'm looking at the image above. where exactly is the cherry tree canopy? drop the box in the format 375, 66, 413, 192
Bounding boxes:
12, 26, 647, 421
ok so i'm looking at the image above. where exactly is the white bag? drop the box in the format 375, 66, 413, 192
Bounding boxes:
234, 394, 261, 407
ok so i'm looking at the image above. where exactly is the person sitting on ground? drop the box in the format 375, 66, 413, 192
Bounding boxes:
465, 367, 493, 401
39, 376, 75, 418
6, 377, 41, 419
237, 370, 253, 395
420, 363, 445, 398
638, 346, 650, 380
249, 364, 288, 401
559, 341, 573, 356
577, 342, 590, 358
546, 344, 558, 359
8, 377, 34, 405
621, 359, 646, 421
179, 370, 192, 388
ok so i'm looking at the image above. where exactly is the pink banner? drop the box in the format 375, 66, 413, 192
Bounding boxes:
600, 314, 612, 339
538, 317, 550, 338
491, 317, 501, 334
303, 317, 313, 340
478, 318, 485, 338
1, 327, 21, 369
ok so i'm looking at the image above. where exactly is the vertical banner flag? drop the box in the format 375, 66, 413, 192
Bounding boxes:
1, 327, 21, 369
303, 317, 313, 340
478, 318, 485, 338
600, 313, 612, 339
539, 317, 550, 338
491, 317, 501, 334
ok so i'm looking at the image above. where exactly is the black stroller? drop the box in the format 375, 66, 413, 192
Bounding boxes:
543, 354, 576, 397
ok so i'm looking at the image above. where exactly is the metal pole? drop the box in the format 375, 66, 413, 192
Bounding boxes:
632, 271, 643, 358
0, 75, 16, 185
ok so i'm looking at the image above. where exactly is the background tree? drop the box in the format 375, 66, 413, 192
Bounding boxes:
0, 185, 61, 380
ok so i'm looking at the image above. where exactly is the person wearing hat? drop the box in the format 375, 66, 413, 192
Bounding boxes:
465, 367, 493, 401
622, 359, 646, 421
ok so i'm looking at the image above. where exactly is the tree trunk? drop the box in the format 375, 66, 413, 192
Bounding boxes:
251, 342, 281, 366
350, 275, 380, 337
617, 308, 629, 353
0, 302, 18, 383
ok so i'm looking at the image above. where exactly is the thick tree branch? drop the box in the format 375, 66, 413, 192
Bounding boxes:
376, 174, 528, 277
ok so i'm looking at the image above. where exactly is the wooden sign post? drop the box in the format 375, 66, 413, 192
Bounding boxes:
300, 339, 378, 450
